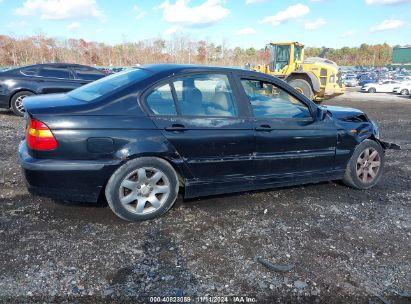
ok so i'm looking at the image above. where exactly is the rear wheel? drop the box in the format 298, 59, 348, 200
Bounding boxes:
288, 79, 314, 100
342, 139, 384, 190
400, 89, 409, 95
105, 157, 179, 221
368, 87, 376, 93
11, 91, 35, 116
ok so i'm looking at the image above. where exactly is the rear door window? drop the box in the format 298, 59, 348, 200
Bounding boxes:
73, 66, 105, 81
172, 74, 237, 117
38, 67, 71, 79
20, 67, 39, 76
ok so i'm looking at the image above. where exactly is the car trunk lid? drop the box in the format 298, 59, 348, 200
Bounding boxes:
22, 93, 88, 115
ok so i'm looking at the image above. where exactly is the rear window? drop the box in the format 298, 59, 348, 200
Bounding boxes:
68, 68, 152, 102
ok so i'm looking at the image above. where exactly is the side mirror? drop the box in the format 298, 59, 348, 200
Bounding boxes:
316, 107, 328, 121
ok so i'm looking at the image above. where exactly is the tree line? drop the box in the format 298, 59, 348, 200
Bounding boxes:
305, 43, 393, 67
0, 34, 395, 68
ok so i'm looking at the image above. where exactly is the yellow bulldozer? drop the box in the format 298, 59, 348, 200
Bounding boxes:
253, 42, 344, 102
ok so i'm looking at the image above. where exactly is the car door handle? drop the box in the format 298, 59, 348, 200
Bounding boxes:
165, 124, 186, 132
255, 124, 272, 131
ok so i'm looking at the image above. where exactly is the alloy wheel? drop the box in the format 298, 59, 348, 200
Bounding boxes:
118, 167, 170, 215
356, 148, 381, 183
15, 95, 27, 114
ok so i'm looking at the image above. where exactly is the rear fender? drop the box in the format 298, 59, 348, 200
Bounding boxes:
113, 134, 193, 182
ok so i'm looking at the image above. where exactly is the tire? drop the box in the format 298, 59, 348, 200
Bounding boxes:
342, 139, 384, 190
368, 87, 376, 93
105, 157, 179, 221
11, 91, 35, 116
400, 89, 409, 95
288, 79, 314, 100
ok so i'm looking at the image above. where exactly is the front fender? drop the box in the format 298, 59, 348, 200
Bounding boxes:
378, 140, 401, 150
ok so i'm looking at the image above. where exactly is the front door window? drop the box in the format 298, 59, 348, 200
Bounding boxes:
240, 79, 311, 119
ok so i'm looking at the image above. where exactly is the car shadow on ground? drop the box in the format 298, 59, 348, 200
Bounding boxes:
21, 180, 336, 224
0, 109, 17, 117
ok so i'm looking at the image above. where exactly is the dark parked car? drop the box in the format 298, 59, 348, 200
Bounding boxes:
0, 63, 106, 116
18, 64, 398, 221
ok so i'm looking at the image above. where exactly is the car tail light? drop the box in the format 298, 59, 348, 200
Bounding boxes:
26, 118, 58, 150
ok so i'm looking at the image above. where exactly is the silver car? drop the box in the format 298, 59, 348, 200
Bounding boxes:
343, 77, 358, 87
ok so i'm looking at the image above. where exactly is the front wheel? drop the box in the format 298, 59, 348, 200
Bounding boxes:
342, 139, 384, 190
400, 89, 409, 95
105, 157, 179, 221
368, 87, 376, 93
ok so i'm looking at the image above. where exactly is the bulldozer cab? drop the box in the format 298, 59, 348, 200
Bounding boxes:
266, 42, 304, 74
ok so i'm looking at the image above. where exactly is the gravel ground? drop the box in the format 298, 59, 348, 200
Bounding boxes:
0, 88, 410, 303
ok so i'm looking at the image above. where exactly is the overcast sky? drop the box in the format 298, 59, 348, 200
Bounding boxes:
1, 0, 411, 48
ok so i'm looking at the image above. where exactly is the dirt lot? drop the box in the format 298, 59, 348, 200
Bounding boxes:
0, 88, 410, 303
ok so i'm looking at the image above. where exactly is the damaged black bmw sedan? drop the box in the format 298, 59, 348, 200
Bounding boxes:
18, 64, 398, 221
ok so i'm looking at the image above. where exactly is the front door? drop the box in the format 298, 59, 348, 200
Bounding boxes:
144, 73, 254, 182
237, 77, 338, 179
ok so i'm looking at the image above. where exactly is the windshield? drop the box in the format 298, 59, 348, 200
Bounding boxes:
68, 68, 153, 102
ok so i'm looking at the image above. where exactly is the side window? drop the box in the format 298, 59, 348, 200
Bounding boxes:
74, 66, 105, 81
241, 79, 311, 119
20, 67, 39, 76
172, 74, 237, 117
38, 67, 71, 79
145, 83, 176, 116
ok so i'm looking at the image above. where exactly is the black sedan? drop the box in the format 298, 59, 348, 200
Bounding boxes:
18, 64, 398, 221
0, 63, 106, 116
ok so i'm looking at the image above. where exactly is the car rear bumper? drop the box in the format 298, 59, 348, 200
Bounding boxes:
18, 141, 122, 202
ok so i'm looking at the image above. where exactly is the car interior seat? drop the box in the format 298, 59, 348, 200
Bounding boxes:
207, 92, 235, 117
181, 87, 204, 116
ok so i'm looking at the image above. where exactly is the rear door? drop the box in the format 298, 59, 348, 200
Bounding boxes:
143, 72, 254, 182
235, 75, 338, 178
35, 65, 79, 93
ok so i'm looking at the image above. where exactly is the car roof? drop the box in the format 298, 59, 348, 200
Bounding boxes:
139, 64, 262, 78
18, 63, 98, 69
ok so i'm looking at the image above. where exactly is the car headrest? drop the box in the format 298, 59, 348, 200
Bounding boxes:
185, 88, 202, 104
214, 92, 230, 111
